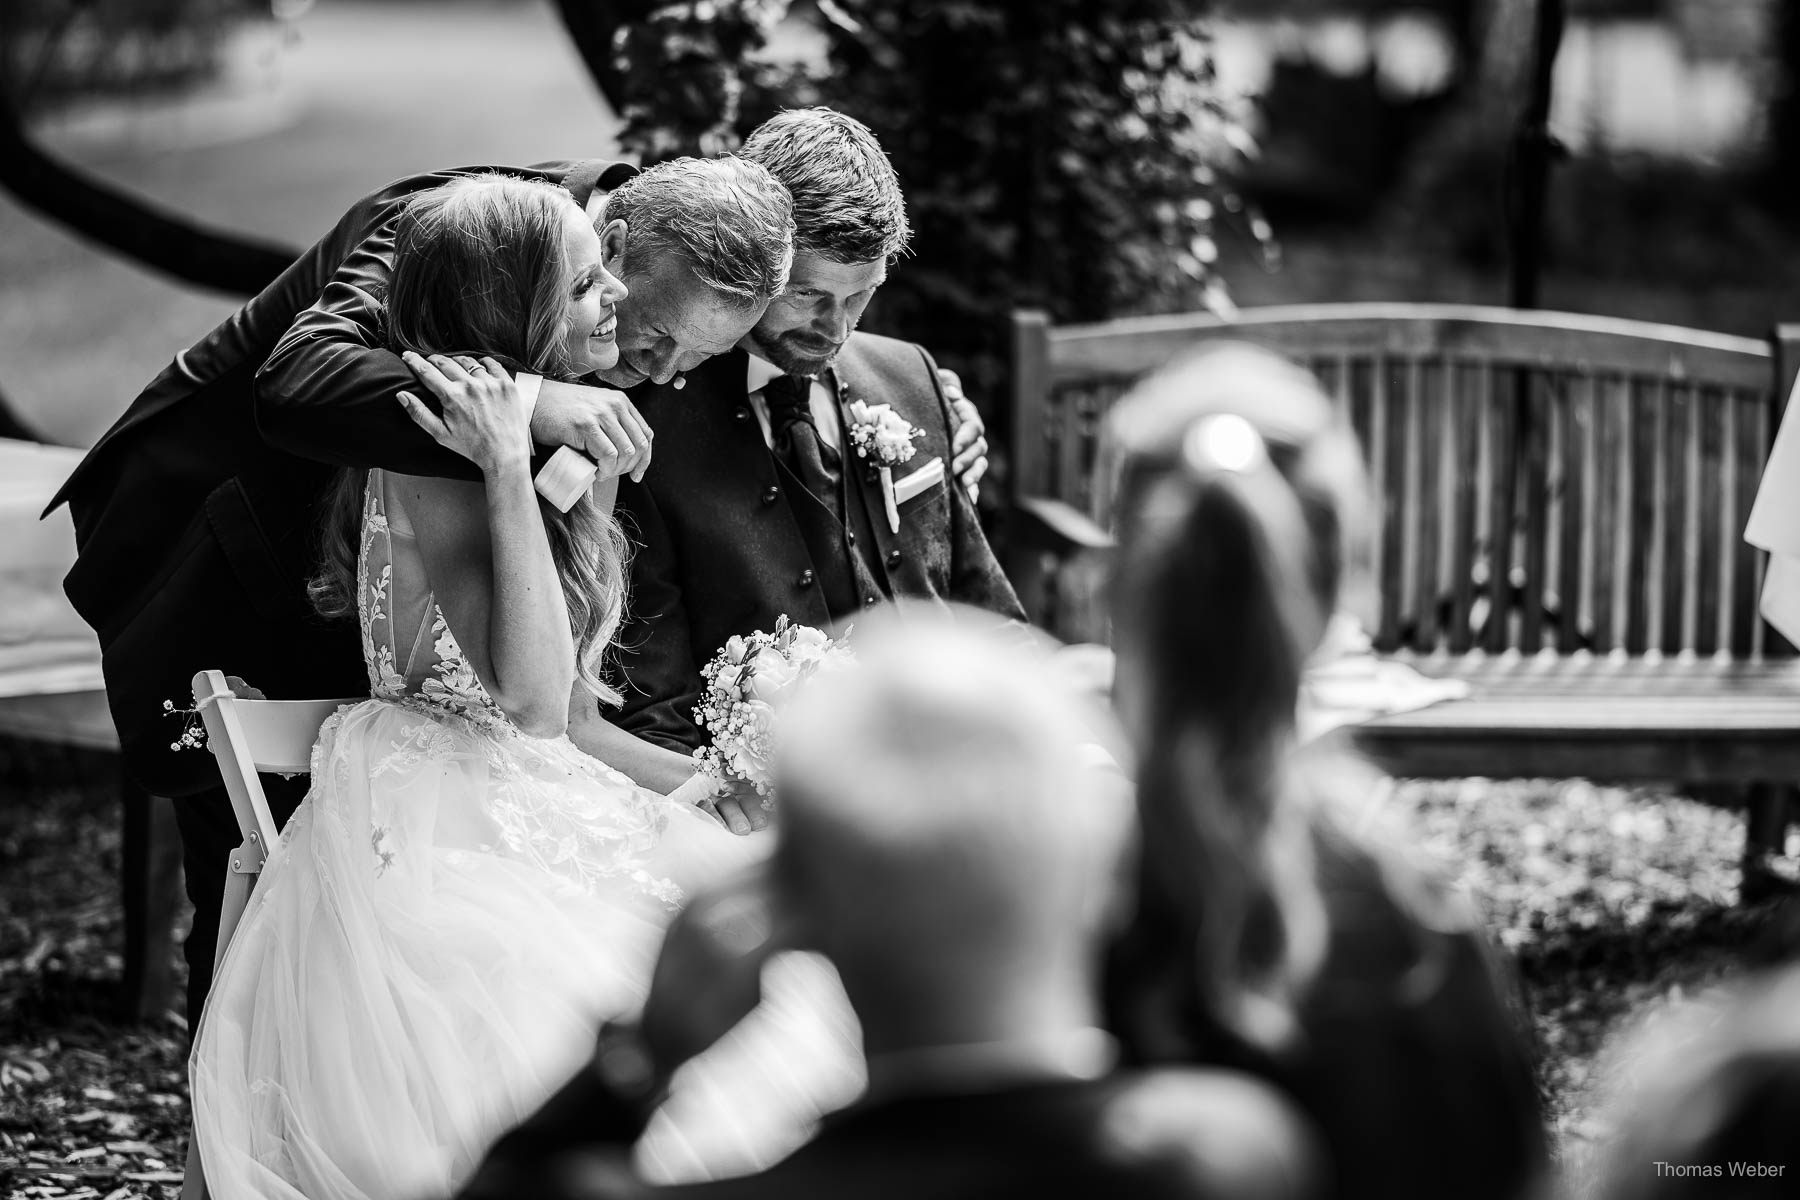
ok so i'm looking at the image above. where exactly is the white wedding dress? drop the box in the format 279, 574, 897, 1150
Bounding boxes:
190, 470, 862, 1200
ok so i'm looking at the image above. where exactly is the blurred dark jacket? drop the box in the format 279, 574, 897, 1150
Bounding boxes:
456, 1053, 1319, 1200
46, 158, 634, 796
1105, 806, 1548, 1200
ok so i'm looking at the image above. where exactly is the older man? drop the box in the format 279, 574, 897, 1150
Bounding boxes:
49, 154, 796, 1023
606, 110, 1025, 833
459, 610, 1319, 1200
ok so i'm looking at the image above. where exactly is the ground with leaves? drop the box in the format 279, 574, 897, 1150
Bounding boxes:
2, 737, 1794, 1199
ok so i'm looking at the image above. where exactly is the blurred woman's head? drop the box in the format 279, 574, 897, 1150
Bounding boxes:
311, 176, 631, 701
1105, 342, 1371, 1049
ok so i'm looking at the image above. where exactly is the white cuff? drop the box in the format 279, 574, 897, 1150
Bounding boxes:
515, 372, 544, 431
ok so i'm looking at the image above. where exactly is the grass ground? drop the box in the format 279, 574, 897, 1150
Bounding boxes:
1, 735, 1793, 1199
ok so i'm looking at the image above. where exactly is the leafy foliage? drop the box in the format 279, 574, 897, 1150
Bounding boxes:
610, 0, 1267, 417
0, 0, 257, 112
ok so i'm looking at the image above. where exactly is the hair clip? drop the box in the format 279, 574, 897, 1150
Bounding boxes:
672, 374, 687, 391
1182, 414, 1266, 475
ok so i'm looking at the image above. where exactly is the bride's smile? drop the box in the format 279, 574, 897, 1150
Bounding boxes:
561, 204, 628, 373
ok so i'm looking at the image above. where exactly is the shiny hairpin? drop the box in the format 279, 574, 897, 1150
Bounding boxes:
1182, 413, 1266, 475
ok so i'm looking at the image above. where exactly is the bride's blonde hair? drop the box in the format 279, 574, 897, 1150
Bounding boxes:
309, 175, 630, 704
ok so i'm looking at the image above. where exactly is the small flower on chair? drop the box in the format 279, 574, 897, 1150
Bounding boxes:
163, 699, 207, 752
163, 676, 265, 752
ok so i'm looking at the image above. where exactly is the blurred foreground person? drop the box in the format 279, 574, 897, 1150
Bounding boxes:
1589, 965, 1800, 1200
458, 609, 1319, 1200
1100, 346, 1548, 1200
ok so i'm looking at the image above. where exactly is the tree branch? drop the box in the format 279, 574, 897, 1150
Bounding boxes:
549, 0, 660, 118
0, 85, 297, 296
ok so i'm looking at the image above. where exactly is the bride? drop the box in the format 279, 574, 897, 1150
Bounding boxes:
189, 175, 857, 1200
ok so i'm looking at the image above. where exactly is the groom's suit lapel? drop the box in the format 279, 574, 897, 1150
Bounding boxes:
830, 337, 951, 600
823, 359, 903, 600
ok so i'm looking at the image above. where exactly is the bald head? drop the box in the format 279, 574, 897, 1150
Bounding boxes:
771, 608, 1128, 1001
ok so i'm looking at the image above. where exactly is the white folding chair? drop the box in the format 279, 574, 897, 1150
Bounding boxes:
180, 669, 355, 1200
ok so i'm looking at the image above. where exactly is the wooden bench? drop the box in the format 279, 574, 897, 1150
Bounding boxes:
1008, 302, 1800, 897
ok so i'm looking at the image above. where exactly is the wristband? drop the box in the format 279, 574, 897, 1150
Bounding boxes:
534, 445, 598, 513
514, 372, 543, 429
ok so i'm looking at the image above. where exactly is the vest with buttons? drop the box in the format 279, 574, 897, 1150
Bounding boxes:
769, 431, 890, 619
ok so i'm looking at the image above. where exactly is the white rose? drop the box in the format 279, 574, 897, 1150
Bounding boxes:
747, 654, 800, 702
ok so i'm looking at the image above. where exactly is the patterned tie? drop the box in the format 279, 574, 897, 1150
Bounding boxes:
764, 374, 843, 518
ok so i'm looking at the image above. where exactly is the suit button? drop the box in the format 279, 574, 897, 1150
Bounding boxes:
734, 406, 752, 423
865, 594, 879, 607
887, 549, 903, 567
762, 485, 780, 505
798, 569, 815, 588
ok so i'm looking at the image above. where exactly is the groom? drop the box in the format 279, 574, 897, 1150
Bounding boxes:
603, 110, 1026, 832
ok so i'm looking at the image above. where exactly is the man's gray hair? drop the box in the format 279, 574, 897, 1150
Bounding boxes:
605, 156, 795, 307
738, 107, 910, 264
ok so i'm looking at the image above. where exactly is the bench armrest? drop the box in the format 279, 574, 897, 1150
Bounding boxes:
1011, 495, 1113, 555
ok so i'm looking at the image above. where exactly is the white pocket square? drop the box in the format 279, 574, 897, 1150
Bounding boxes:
893, 458, 946, 505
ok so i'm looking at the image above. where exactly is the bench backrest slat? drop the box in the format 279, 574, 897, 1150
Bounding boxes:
1011, 303, 1787, 658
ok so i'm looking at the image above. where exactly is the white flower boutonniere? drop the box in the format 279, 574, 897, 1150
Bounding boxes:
845, 399, 922, 532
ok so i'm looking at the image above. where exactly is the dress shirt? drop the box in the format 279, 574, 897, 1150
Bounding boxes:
746, 352, 843, 453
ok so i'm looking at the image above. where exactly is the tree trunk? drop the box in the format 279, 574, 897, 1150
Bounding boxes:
1762, 0, 1800, 213
549, 0, 659, 117
0, 86, 297, 296
0, 383, 41, 441
1388, 0, 1540, 242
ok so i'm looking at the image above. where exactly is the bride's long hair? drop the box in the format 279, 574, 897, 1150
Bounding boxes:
308, 175, 630, 704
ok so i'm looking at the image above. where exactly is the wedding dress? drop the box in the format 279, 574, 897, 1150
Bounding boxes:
190, 469, 862, 1200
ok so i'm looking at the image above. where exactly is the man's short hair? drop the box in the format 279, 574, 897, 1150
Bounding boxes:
738, 107, 910, 264
604, 156, 795, 307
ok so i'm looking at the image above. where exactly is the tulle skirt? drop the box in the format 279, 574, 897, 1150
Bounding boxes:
190, 698, 862, 1200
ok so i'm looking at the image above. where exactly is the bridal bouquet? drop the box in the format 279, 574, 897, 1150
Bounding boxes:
692, 616, 853, 800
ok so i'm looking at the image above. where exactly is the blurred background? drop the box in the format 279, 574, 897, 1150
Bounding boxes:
3, 0, 1800, 1189
4, 0, 1799, 448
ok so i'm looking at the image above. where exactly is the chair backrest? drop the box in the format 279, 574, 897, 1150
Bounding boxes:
1011, 303, 1792, 657
191, 669, 352, 864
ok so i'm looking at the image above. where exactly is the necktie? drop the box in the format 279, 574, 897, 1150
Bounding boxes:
764, 374, 843, 519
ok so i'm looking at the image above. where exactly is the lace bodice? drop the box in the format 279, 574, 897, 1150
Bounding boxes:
357, 469, 511, 729
351, 469, 681, 902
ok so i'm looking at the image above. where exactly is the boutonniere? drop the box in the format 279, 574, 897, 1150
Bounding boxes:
844, 397, 923, 533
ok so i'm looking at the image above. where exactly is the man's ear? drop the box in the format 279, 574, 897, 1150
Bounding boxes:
599, 219, 629, 272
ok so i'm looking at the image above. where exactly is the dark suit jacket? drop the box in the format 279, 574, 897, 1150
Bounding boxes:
612, 336, 1025, 752
49, 159, 634, 795
456, 1059, 1316, 1200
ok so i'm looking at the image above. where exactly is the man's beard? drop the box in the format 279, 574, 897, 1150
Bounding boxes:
752, 330, 843, 379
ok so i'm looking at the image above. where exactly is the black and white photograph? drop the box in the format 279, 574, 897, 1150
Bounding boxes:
4, 1, 1800, 1197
